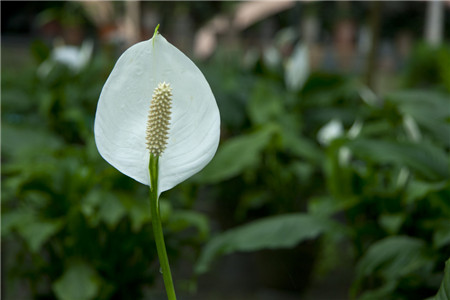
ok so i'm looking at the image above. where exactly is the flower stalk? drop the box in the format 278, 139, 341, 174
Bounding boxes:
149, 153, 177, 300
94, 23, 220, 299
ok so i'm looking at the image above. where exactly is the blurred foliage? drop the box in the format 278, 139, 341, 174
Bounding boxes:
403, 43, 450, 93
195, 213, 344, 275
431, 258, 450, 300
194, 40, 450, 300
2, 31, 450, 300
2, 41, 209, 300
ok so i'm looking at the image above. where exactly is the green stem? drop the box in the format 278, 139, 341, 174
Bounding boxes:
149, 154, 177, 300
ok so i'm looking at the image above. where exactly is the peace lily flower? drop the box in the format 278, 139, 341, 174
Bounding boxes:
317, 119, 343, 146
38, 40, 93, 77
285, 43, 309, 92
94, 26, 220, 300
94, 29, 220, 196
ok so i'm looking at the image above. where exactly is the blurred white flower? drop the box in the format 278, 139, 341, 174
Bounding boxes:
285, 43, 309, 92
38, 40, 93, 77
52, 41, 93, 71
317, 119, 344, 146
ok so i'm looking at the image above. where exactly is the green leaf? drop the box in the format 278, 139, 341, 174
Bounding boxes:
17, 219, 63, 252
113, 191, 151, 232
347, 139, 449, 180
353, 236, 432, 297
235, 190, 271, 220
98, 194, 126, 229
356, 236, 430, 279
434, 221, 450, 249
387, 90, 450, 120
82, 189, 127, 229
358, 120, 393, 138
2, 123, 63, 160
1, 87, 34, 113
168, 210, 210, 240
281, 130, 324, 165
53, 260, 101, 300
1, 208, 35, 236
358, 281, 397, 300
122, 195, 172, 231
158, 198, 173, 224
248, 80, 284, 125
127, 198, 151, 232
404, 179, 449, 204
379, 213, 405, 235
31, 39, 51, 63
387, 90, 450, 146
193, 125, 278, 183
308, 196, 359, 218
195, 213, 337, 274
433, 258, 450, 300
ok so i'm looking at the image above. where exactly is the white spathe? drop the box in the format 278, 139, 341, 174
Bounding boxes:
285, 43, 309, 92
38, 41, 93, 78
317, 119, 343, 146
94, 34, 220, 194
52, 41, 93, 71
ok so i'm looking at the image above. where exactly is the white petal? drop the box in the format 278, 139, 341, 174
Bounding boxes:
317, 119, 343, 146
94, 34, 220, 194
53, 46, 83, 70
285, 43, 309, 92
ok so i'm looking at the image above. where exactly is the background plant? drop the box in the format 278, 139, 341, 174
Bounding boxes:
2, 2, 450, 299
2, 41, 209, 300
193, 41, 450, 300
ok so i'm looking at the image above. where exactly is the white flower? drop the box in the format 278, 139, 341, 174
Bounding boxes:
317, 119, 344, 146
38, 41, 93, 77
94, 33, 220, 195
285, 43, 309, 92
52, 41, 93, 71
